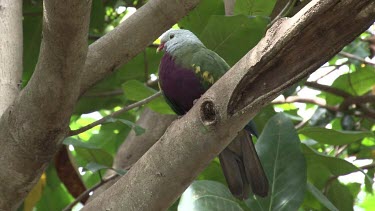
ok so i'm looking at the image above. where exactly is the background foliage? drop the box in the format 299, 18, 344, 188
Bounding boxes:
21, 0, 374, 210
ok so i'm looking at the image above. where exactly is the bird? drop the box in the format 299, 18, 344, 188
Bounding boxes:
157, 29, 269, 199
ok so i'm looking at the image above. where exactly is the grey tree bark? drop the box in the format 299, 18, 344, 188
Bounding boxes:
82, 0, 375, 210
0, 0, 200, 209
0, 0, 22, 115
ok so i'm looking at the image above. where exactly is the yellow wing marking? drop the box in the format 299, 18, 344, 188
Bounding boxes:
195, 66, 201, 73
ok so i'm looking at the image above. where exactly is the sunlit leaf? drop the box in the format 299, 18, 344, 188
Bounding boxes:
178, 180, 243, 211
298, 127, 374, 145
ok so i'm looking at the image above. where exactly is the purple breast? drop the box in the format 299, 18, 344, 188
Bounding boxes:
159, 53, 205, 115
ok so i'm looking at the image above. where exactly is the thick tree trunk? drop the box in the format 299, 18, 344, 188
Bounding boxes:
0, 0, 22, 116
0, 0, 200, 209
82, 0, 375, 210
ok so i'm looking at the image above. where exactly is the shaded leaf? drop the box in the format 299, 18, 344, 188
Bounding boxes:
234, 0, 277, 16
36, 165, 74, 210
324, 181, 354, 211
178, 0, 225, 35
200, 15, 268, 66
306, 182, 338, 211
63, 137, 100, 149
298, 127, 374, 145
247, 113, 307, 211
302, 144, 372, 188
178, 180, 243, 211
122, 80, 174, 114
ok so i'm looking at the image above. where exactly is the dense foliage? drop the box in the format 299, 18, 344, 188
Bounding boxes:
21, 0, 374, 210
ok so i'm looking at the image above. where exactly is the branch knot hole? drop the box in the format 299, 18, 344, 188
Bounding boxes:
200, 99, 217, 126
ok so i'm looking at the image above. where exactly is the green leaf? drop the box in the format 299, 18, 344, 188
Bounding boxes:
178, 0, 225, 35
90, 0, 105, 33
122, 80, 156, 101
365, 168, 374, 193
74, 147, 113, 168
122, 80, 174, 114
106, 117, 145, 136
84, 162, 127, 176
36, 165, 74, 210
359, 190, 375, 210
324, 181, 354, 211
302, 144, 372, 188
306, 182, 339, 211
234, 0, 277, 16
63, 137, 100, 149
298, 127, 374, 145
84, 162, 110, 173
325, 65, 375, 105
23, 1, 43, 86
246, 113, 307, 211
178, 180, 243, 211
200, 15, 268, 66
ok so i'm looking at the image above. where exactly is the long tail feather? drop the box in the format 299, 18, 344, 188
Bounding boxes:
219, 129, 269, 199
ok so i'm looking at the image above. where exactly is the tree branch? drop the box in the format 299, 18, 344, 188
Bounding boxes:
87, 109, 176, 202
69, 91, 162, 136
82, 0, 375, 210
339, 51, 375, 67
0, 0, 22, 116
0, 0, 92, 209
305, 81, 351, 98
272, 96, 338, 111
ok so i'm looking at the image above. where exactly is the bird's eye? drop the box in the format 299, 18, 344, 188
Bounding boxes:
169, 34, 174, 39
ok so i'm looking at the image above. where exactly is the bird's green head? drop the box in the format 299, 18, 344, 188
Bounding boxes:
157, 29, 204, 55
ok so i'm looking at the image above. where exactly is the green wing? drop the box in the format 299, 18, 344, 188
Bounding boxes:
191, 48, 230, 89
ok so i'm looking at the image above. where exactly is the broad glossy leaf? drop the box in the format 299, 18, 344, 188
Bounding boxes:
307, 182, 338, 211
302, 144, 371, 188
325, 65, 375, 105
74, 147, 113, 168
234, 0, 277, 16
298, 127, 374, 145
178, 180, 243, 211
200, 15, 268, 66
246, 113, 307, 211
178, 0, 225, 35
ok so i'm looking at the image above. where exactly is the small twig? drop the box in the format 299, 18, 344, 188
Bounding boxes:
339, 51, 375, 67
272, 96, 338, 112
268, 0, 296, 28
305, 82, 351, 98
62, 174, 118, 211
334, 145, 348, 157
69, 92, 162, 136
322, 162, 374, 195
